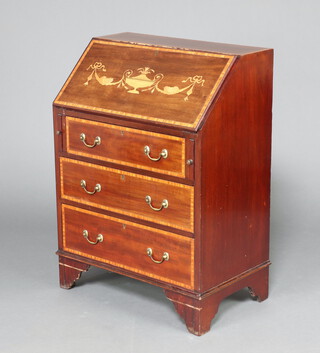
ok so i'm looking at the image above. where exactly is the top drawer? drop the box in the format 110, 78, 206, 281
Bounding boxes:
65, 117, 189, 178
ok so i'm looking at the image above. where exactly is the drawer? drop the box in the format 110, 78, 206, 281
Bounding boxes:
65, 116, 187, 178
62, 204, 194, 289
60, 157, 194, 232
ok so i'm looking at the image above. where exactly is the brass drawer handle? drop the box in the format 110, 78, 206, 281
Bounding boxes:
80, 133, 101, 148
146, 248, 169, 264
144, 145, 168, 161
145, 195, 168, 211
83, 230, 103, 245
80, 179, 101, 195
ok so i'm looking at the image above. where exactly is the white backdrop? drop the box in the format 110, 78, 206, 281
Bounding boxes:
1, 1, 319, 352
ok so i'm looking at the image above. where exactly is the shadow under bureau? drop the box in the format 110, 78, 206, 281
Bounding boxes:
53, 32, 273, 336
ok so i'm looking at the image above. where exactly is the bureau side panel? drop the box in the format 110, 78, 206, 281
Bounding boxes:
198, 50, 273, 291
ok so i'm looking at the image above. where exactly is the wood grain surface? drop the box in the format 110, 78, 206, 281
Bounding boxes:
196, 49, 273, 291
62, 204, 194, 289
60, 157, 194, 232
66, 116, 187, 178
54, 39, 234, 129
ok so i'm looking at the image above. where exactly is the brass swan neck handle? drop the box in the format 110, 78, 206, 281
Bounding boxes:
145, 195, 168, 211
80, 180, 101, 195
83, 230, 103, 245
146, 248, 169, 264
80, 133, 101, 148
144, 145, 168, 161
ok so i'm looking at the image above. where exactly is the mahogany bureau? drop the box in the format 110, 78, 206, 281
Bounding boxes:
53, 32, 273, 336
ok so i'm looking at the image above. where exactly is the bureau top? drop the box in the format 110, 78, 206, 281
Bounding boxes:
54, 32, 271, 131
99, 32, 269, 56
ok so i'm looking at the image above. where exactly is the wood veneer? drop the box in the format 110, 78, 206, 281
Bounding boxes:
65, 116, 187, 178
54, 40, 234, 129
197, 49, 273, 291
60, 157, 194, 232
62, 204, 194, 289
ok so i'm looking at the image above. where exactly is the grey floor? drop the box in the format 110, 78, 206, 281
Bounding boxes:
1, 217, 319, 353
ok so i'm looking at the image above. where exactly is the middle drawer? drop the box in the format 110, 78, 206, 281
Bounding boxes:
60, 157, 194, 232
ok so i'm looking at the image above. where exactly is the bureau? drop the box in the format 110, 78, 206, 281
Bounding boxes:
53, 32, 273, 336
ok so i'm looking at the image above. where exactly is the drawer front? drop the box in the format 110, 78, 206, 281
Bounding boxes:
60, 158, 194, 232
62, 204, 194, 289
66, 117, 186, 178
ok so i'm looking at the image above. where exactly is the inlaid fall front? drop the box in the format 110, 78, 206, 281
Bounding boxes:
54, 40, 234, 129
84, 63, 205, 101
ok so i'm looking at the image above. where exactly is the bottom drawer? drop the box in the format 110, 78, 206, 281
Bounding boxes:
62, 204, 194, 289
